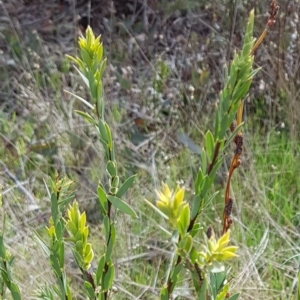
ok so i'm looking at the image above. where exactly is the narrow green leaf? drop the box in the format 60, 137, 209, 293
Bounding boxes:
64, 90, 94, 109
84, 281, 95, 299
210, 272, 217, 298
144, 198, 168, 220
179, 234, 193, 255
89, 74, 97, 100
99, 59, 107, 78
96, 255, 105, 285
0, 232, 6, 258
116, 175, 136, 198
106, 161, 117, 178
103, 264, 115, 290
191, 194, 203, 220
110, 176, 119, 189
177, 204, 190, 237
189, 246, 198, 264
97, 185, 108, 213
189, 223, 203, 238
229, 61, 238, 91
198, 278, 207, 300
50, 252, 62, 278
96, 90, 103, 118
105, 225, 116, 262
33, 229, 50, 257
110, 141, 115, 161
203, 190, 220, 210
171, 263, 183, 281
219, 114, 230, 140
228, 293, 240, 300
194, 167, 204, 195
160, 287, 169, 300
74, 66, 90, 89
96, 44, 103, 63
104, 123, 113, 150
0, 267, 9, 287
232, 80, 252, 103
248, 67, 261, 79
59, 242, 65, 269
10, 282, 21, 300
80, 48, 92, 68
75, 111, 97, 125
107, 196, 137, 218
205, 130, 214, 161
98, 120, 109, 144
66, 285, 73, 300
214, 271, 227, 290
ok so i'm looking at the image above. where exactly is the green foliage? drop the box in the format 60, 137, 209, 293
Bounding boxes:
150, 10, 258, 299
1, 5, 297, 300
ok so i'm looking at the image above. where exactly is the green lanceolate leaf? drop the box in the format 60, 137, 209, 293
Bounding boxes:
74, 66, 90, 89
0, 231, 6, 258
198, 277, 207, 298
75, 111, 97, 125
98, 120, 109, 144
105, 225, 116, 262
177, 204, 190, 237
191, 194, 204, 220
80, 47, 92, 68
96, 44, 103, 63
116, 175, 136, 198
219, 114, 230, 140
65, 91, 94, 110
179, 234, 193, 255
195, 167, 204, 195
110, 176, 119, 190
33, 229, 51, 257
99, 59, 107, 78
9, 282, 21, 300
160, 287, 169, 300
88, 74, 98, 101
203, 191, 220, 210
205, 130, 214, 162
106, 161, 117, 178
84, 281, 95, 299
96, 254, 106, 285
97, 185, 108, 213
50, 193, 59, 225
228, 293, 240, 300
107, 196, 137, 218
103, 264, 115, 290
171, 263, 183, 281
189, 223, 203, 237
232, 80, 252, 102
104, 123, 113, 150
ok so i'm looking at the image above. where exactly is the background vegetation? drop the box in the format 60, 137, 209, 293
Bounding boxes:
0, 0, 299, 299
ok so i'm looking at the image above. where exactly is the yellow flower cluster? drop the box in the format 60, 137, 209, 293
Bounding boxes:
199, 230, 238, 267
156, 183, 188, 229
